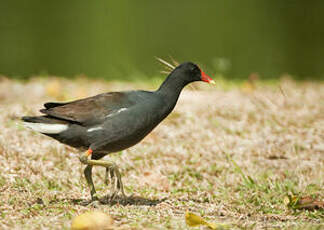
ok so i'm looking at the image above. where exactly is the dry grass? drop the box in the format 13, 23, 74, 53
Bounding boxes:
0, 76, 323, 229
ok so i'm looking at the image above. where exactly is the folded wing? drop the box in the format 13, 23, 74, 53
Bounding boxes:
40, 92, 135, 126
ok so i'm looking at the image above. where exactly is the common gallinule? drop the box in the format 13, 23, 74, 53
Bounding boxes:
22, 62, 215, 201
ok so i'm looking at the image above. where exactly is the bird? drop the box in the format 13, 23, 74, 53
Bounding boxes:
22, 61, 215, 202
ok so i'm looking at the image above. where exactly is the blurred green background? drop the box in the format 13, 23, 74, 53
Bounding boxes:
0, 0, 323, 80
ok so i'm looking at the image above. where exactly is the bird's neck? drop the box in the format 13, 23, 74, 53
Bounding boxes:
154, 72, 190, 119
156, 72, 189, 101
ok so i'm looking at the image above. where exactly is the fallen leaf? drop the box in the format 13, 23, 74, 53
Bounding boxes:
71, 211, 114, 230
296, 196, 324, 210
284, 195, 324, 211
185, 211, 208, 227
185, 211, 229, 229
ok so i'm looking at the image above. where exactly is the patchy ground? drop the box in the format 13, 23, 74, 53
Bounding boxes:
0, 76, 323, 229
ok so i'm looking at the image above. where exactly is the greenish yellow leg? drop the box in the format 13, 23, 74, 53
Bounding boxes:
84, 165, 98, 201
79, 149, 126, 201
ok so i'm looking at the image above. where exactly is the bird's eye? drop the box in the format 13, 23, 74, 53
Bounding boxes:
189, 65, 198, 73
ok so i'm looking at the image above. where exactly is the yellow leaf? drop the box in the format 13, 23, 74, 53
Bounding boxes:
185, 211, 208, 227
71, 211, 114, 230
185, 211, 229, 230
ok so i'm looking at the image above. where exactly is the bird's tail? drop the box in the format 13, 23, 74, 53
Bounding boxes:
22, 116, 69, 134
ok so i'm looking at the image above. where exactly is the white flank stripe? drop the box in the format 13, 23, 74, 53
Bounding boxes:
105, 108, 128, 118
23, 122, 68, 134
87, 126, 103, 132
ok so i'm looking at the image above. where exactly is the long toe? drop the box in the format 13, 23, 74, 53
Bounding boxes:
88, 200, 101, 208
110, 166, 127, 200
79, 197, 100, 207
91, 193, 99, 202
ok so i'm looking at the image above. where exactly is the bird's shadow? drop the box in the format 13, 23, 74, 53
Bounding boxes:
71, 195, 167, 206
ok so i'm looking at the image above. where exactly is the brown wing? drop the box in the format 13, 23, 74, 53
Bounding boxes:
40, 92, 134, 126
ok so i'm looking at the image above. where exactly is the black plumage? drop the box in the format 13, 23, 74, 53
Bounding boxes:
22, 62, 215, 201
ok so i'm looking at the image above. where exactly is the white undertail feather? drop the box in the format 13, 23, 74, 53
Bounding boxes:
23, 122, 68, 134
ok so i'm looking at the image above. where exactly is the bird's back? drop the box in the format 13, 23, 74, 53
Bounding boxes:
23, 90, 172, 154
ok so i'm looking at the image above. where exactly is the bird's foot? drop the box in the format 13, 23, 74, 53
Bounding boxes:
79, 149, 127, 202
79, 195, 100, 207
87, 199, 101, 208
105, 164, 127, 201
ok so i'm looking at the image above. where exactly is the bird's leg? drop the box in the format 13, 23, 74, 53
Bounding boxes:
79, 148, 126, 200
104, 167, 110, 185
110, 166, 125, 200
86, 159, 126, 200
79, 149, 98, 202
84, 165, 98, 201
109, 168, 116, 199
108, 166, 125, 200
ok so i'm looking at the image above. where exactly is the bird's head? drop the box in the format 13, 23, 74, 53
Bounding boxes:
156, 57, 215, 85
